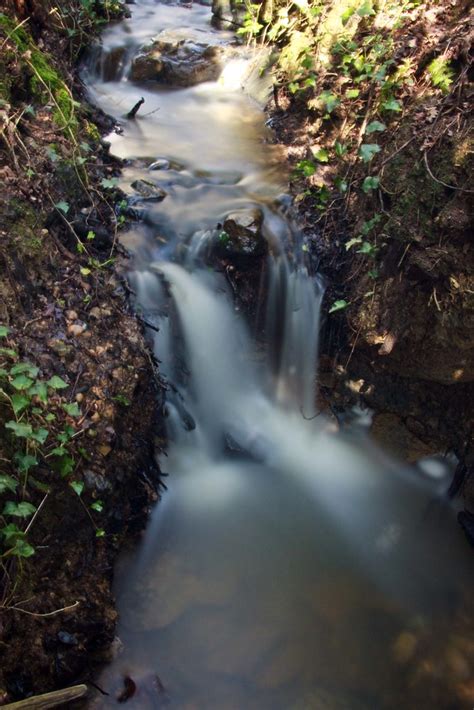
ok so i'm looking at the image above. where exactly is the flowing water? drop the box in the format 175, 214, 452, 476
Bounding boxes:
83, 3, 473, 708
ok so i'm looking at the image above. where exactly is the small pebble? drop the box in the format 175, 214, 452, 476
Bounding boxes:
68, 323, 86, 336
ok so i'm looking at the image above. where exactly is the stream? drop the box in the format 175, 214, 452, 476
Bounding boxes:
83, 2, 473, 708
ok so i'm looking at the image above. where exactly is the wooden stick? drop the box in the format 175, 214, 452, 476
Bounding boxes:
2, 684, 88, 708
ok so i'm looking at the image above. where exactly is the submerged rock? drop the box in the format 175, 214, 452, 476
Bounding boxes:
131, 179, 167, 201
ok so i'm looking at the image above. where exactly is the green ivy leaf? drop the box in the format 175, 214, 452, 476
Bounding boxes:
362, 176, 381, 193
54, 455, 75, 477
95, 528, 106, 538
334, 141, 348, 157
382, 98, 402, 112
9, 538, 35, 557
311, 148, 329, 163
50, 446, 67, 456
63, 402, 81, 417
296, 160, 317, 177
341, 6, 355, 23
30, 428, 49, 445
29, 381, 48, 403
359, 143, 381, 163
357, 0, 375, 17
334, 177, 348, 193
1, 523, 24, 541
0, 326, 9, 337
90, 500, 103, 513
318, 91, 340, 113
11, 393, 30, 415
5, 421, 33, 438
329, 299, 349, 313
70, 480, 84, 496
0, 347, 17, 358
11, 375, 34, 391
3, 501, 36, 518
0, 474, 18, 494
47, 375, 68, 390
357, 241, 378, 256
100, 177, 119, 189
365, 121, 386, 134
345, 88, 360, 99
55, 200, 70, 215
10, 363, 39, 378
14, 453, 38, 473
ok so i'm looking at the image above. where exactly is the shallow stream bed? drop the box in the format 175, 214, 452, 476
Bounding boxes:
83, 2, 474, 707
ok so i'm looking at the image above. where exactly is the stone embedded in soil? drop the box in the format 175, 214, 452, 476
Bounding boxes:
131, 179, 167, 201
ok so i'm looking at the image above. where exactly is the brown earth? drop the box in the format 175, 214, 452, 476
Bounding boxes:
266, 0, 474, 517
0, 2, 165, 703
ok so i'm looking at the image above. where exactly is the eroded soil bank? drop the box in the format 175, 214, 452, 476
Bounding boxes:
260, 0, 474, 520
0, 2, 164, 702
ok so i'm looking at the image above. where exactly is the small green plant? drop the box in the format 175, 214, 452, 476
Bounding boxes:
329, 299, 349, 313
0, 327, 105, 564
427, 56, 454, 94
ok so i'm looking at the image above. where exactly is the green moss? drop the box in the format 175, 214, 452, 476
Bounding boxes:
0, 13, 78, 139
85, 120, 101, 142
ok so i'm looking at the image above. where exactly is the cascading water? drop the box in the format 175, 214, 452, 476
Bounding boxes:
83, 2, 473, 708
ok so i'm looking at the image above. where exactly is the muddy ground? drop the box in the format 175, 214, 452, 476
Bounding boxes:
0, 2, 165, 703
265, 0, 474, 526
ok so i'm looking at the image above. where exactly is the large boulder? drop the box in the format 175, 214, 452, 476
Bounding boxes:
130, 27, 228, 86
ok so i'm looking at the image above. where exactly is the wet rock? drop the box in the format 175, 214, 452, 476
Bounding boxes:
83, 469, 112, 494
219, 207, 267, 264
130, 28, 228, 87
131, 179, 167, 201
130, 51, 163, 82
148, 158, 170, 171
370, 413, 435, 463
57, 630, 78, 646
101, 46, 127, 82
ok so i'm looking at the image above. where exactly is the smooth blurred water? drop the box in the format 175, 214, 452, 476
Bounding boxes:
84, 2, 473, 708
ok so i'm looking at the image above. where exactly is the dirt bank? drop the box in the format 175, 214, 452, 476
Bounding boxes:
256, 0, 473, 519
0, 1, 164, 702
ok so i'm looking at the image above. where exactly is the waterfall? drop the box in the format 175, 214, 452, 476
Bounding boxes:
83, 2, 473, 706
